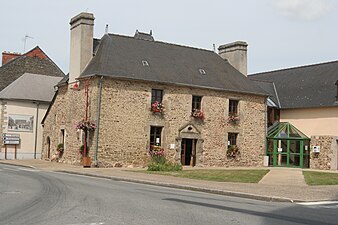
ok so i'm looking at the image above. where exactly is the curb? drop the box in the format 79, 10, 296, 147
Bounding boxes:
0, 161, 36, 169
56, 170, 296, 203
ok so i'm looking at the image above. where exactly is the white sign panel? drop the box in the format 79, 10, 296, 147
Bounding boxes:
3, 133, 20, 145
278, 148, 283, 152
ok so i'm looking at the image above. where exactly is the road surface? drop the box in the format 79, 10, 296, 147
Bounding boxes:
0, 164, 337, 225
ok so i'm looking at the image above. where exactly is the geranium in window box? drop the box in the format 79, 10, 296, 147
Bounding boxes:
226, 145, 240, 158
75, 119, 96, 131
151, 101, 165, 113
227, 115, 240, 124
191, 109, 205, 119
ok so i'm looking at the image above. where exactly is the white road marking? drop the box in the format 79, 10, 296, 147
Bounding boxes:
66, 223, 105, 225
297, 201, 338, 206
19, 168, 39, 172
0, 167, 39, 172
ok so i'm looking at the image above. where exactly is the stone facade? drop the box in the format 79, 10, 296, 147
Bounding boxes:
310, 136, 338, 170
42, 77, 266, 167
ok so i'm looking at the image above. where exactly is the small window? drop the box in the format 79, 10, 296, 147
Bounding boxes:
192, 96, 202, 111
199, 69, 206, 75
150, 126, 162, 146
335, 80, 338, 101
228, 133, 238, 147
229, 99, 239, 115
142, 60, 149, 66
151, 89, 163, 104
60, 129, 65, 148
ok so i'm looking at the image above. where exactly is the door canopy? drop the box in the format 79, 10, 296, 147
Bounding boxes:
267, 122, 310, 140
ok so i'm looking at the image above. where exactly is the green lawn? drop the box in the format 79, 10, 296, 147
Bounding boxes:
144, 169, 269, 183
303, 171, 338, 185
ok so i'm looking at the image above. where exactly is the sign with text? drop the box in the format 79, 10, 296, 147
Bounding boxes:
3, 133, 20, 145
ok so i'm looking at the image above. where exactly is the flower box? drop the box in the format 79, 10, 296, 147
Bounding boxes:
151, 101, 165, 113
227, 145, 240, 158
227, 115, 240, 124
76, 119, 96, 131
191, 109, 205, 119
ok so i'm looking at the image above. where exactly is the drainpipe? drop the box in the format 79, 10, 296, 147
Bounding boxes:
34, 102, 40, 159
94, 76, 103, 167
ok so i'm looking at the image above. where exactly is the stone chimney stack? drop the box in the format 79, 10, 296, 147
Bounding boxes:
69, 12, 95, 83
218, 41, 248, 76
2, 52, 21, 66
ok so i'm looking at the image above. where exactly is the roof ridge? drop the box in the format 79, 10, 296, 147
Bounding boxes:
250, 60, 338, 76
107, 33, 215, 54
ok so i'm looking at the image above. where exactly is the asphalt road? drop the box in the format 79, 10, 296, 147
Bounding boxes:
0, 164, 337, 225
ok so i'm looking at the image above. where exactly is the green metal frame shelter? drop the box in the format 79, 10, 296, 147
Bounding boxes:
266, 122, 310, 168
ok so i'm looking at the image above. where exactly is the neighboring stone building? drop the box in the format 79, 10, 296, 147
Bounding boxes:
251, 61, 338, 170
42, 12, 267, 167
0, 46, 65, 159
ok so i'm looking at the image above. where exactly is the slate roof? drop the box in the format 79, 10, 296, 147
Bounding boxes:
80, 33, 267, 96
251, 79, 280, 108
0, 46, 65, 91
0, 73, 62, 102
250, 61, 338, 109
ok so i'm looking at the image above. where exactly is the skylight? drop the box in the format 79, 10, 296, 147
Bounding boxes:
199, 69, 206, 75
142, 60, 149, 66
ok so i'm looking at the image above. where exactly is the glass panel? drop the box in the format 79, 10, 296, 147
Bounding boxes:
268, 153, 273, 166
277, 154, 287, 166
267, 139, 274, 154
289, 126, 302, 138
303, 155, 310, 168
289, 140, 300, 154
304, 140, 310, 154
289, 154, 300, 167
277, 127, 288, 139
280, 140, 287, 153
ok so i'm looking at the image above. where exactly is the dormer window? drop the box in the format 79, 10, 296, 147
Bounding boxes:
142, 60, 149, 66
199, 69, 206, 75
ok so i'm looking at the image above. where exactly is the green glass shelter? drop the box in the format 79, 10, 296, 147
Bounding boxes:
266, 122, 310, 168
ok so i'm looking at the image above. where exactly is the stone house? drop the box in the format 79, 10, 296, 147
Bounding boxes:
42, 12, 267, 167
251, 61, 338, 170
0, 47, 65, 159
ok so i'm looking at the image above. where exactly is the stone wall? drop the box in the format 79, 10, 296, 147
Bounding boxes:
43, 77, 266, 167
310, 136, 338, 170
42, 78, 98, 165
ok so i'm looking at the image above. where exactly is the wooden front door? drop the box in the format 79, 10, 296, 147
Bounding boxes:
181, 139, 196, 166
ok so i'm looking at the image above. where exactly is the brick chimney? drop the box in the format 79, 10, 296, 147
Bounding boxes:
218, 41, 248, 76
69, 12, 95, 84
2, 52, 21, 66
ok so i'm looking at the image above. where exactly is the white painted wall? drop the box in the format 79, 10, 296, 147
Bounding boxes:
0, 100, 48, 159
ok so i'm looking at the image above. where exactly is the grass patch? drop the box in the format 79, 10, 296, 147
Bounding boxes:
303, 171, 338, 185
144, 169, 269, 183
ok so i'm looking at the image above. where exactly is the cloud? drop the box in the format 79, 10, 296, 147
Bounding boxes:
272, 0, 333, 21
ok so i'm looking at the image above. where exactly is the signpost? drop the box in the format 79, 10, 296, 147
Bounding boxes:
2, 133, 20, 159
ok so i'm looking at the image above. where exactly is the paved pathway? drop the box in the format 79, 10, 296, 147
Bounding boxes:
259, 168, 307, 186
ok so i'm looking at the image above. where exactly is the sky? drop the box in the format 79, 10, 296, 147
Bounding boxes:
1, 0, 337, 74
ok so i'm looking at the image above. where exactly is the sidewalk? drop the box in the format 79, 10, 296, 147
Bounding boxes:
1, 159, 338, 203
